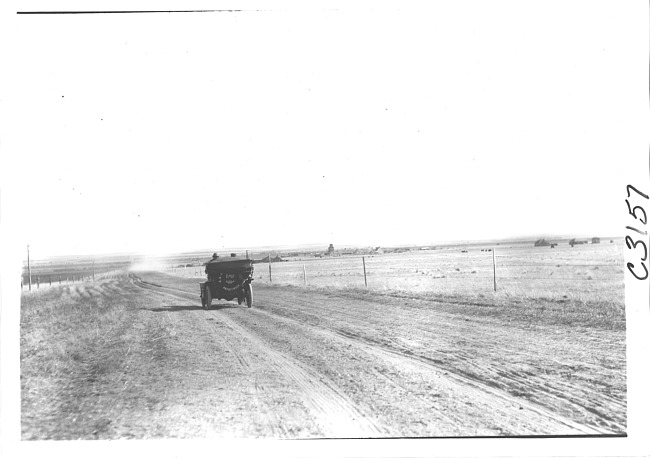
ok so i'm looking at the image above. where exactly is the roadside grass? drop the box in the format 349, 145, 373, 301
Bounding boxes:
383, 286, 625, 331
256, 281, 625, 331
20, 275, 160, 439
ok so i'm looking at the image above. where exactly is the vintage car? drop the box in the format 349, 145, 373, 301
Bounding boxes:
200, 255, 254, 309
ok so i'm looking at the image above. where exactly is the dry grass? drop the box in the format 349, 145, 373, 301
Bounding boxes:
301, 284, 626, 331
20, 275, 162, 439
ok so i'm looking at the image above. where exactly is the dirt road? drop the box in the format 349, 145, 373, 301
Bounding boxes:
125, 271, 625, 438
21, 272, 626, 439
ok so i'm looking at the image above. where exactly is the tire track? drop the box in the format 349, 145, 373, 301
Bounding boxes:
248, 306, 606, 434
131, 275, 384, 438
242, 290, 623, 434
209, 315, 384, 438
203, 317, 252, 371
130, 274, 617, 435
129, 274, 624, 434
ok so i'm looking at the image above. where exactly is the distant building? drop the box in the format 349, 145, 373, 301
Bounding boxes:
592, 237, 601, 244
256, 255, 284, 263
534, 239, 551, 247
326, 244, 335, 255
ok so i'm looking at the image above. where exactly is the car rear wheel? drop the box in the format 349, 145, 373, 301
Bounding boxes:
245, 283, 253, 308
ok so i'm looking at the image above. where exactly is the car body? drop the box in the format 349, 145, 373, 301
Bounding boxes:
200, 256, 254, 309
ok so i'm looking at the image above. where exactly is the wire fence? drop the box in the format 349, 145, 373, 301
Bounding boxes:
163, 243, 625, 303
20, 268, 127, 292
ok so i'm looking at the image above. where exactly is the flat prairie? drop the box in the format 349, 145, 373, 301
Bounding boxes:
256, 242, 623, 301
167, 241, 625, 329
20, 241, 626, 439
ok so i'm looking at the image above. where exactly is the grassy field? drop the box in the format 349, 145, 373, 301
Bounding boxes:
21, 255, 133, 290
161, 241, 625, 330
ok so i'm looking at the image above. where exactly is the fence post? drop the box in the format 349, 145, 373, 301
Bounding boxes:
37, 276, 40, 289
303, 264, 306, 286
492, 248, 497, 292
49, 276, 51, 286
268, 257, 272, 283
362, 257, 368, 288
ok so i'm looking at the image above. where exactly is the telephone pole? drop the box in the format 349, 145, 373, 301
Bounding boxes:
27, 245, 32, 291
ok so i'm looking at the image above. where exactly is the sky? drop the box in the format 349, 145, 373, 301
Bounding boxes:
1, 1, 648, 259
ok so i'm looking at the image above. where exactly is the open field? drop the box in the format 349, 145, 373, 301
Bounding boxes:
161, 241, 625, 328
20, 241, 626, 439
21, 254, 132, 290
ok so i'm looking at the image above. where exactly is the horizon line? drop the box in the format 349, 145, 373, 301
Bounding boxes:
24, 233, 623, 260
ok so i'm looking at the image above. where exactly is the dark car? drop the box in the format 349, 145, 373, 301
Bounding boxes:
200, 255, 254, 309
